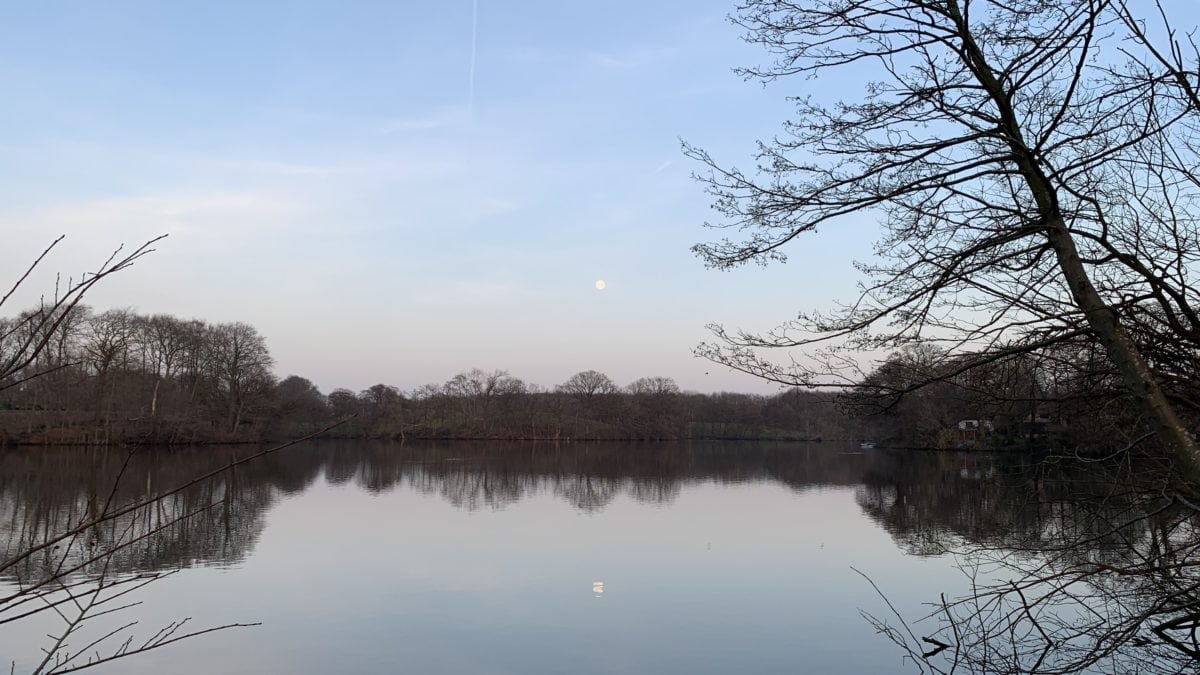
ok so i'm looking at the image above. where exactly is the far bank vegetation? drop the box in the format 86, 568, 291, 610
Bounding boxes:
0, 305, 1156, 450
0, 306, 857, 444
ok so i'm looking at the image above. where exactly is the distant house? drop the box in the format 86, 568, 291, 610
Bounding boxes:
956, 419, 993, 444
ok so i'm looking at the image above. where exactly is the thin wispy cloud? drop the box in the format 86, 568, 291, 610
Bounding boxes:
468, 0, 479, 121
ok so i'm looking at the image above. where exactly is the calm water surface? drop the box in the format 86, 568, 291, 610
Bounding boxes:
0, 441, 1029, 673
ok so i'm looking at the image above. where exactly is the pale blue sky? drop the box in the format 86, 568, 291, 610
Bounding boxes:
14, 1, 1174, 394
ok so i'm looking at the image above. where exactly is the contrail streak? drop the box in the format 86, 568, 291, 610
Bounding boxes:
468, 0, 478, 120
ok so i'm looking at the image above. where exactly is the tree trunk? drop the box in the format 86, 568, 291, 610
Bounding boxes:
229, 397, 243, 434
949, 1, 1200, 472
149, 377, 160, 418
1043, 218, 1200, 469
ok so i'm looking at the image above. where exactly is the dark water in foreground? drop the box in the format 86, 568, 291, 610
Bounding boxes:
0, 441, 1185, 674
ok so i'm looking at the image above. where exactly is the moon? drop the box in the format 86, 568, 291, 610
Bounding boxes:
594, 279, 607, 290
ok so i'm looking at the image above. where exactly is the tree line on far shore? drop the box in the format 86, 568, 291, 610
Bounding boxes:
0, 306, 859, 444
0, 303, 1166, 448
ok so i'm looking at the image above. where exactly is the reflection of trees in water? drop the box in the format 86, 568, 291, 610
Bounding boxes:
9, 441, 1193, 671
855, 449, 1200, 673
0, 440, 877, 580
0, 441, 322, 672
855, 452, 1044, 556
554, 475, 620, 513
380, 442, 874, 513
0, 448, 283, 585
409, 460, 530, 511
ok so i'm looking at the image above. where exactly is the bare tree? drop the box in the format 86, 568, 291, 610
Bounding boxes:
440, 369, 527, 435
0, 236, 163, 395
82, 308, 137, 416
443, 368, 526, 398
207, 322, 274, 433
559, 370, 619, 398
687, 1, 1200, 468
628, 376, 681, 396
138, 314, 192, 418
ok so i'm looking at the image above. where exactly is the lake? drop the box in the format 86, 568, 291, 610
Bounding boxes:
0, 441, 1182, 673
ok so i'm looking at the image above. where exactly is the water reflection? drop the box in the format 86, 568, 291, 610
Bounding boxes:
0, 446, 291, 584
855, 450, 1200, 673
2, 441, 1196, 673
0, 440, 890, 582
0, 442, 1170, 580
